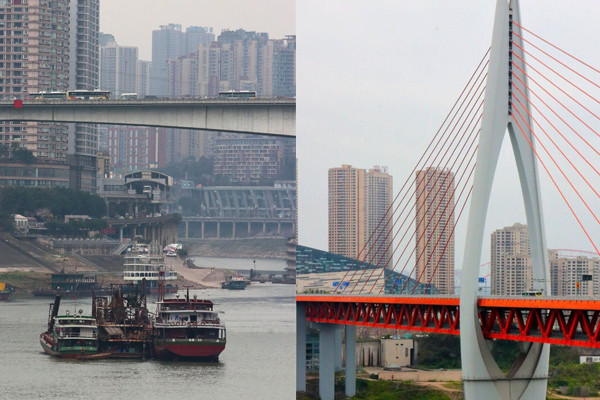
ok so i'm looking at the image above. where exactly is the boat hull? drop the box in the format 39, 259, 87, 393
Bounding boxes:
40, 333, 102, 359
154, 339, 226, 361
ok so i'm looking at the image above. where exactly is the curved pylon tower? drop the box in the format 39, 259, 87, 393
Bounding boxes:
460, 1, 551, 399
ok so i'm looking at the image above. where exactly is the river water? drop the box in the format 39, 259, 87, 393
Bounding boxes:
0, 282, 295, 399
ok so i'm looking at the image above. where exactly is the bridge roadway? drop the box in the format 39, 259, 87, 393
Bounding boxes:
298, 294, 600, 348
0, 98, 295, 137
297, 294, 600, 398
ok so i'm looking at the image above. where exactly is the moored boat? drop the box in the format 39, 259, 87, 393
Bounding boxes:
0, 282, 14, 301
221, 273, 246, 290
39, 296, 107, 359
153, 287, 226, 361
123, 244, 179, 294
93, 282, 153, 358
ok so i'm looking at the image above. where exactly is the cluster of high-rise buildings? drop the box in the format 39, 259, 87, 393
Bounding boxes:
0, 2, 296, 191
0, 0, 100, 191
490, 222, 600, 296
100, 24, 296, 99
327, 164, 456, 295
327, 163, 600, 297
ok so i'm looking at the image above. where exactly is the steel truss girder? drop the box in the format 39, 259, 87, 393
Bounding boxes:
298, 297, 600, 348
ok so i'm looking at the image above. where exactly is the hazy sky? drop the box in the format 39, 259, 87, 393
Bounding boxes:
297, 0, 600, 270
99, 0, 295, 60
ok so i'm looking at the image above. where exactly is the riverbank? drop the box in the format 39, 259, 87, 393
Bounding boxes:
183, 238, 288, 259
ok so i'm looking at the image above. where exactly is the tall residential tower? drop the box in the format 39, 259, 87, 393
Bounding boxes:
328, 165, 393, 269
415, 167, 456, 295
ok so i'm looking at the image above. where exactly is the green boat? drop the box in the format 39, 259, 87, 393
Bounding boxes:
40, 296, 108, 359
221, 273, 247, 290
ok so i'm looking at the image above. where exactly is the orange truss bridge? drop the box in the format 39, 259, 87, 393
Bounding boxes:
298, 295, 600, 348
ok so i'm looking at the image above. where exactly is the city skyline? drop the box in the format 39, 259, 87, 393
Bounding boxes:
297, 1, 600, 270
99, 0, 295, 60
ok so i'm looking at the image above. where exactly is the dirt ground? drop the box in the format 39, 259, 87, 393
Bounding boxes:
164, 256, 233, 288
362, 366, 462, 382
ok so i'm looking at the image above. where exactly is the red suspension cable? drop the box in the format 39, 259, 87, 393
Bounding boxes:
511, 102, 600, 257
338, 58, 489, 292
350, 77, 487, 294
510, 69, 600, 159
512, 22, 600, 76
512, 82, 600, 199
511, 75, 600, 178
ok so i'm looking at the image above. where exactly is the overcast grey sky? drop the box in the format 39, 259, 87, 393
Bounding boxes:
99, 0, 295, 60
297, 0, 600, 270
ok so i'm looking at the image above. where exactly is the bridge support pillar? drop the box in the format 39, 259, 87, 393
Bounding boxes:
217, 222, 220, 239
318, 323, 336, 400
201, 222, 205, 239
345, 325, 356, 397
262, 222, 266, 235
296, 303, 307, 392
185, 221, 189, 239
334, 325, 343, 372
232, 222, 236, 239
119, 227, 123, 241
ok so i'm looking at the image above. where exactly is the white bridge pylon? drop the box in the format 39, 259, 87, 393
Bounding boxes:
460, 1, 551, 399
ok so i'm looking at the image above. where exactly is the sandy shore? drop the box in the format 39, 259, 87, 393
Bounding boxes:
164, 256, 234, 289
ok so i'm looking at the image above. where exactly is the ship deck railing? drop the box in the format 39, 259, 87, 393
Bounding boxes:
154, 320, 222, 328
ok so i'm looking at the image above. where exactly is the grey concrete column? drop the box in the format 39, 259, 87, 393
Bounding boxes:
334, 325, 343, 372
119, 227, 123, 241
201, 221, 205, 239
296, 303, 307, 392
185, 221, 189, 239
278, 222, 281, 234
345, 325, 356, 397
232, 222, 236, 239
319, 323, 336, 400
262, 222, 266, 235
217, 222, 220, 239
248, 221, 251, 234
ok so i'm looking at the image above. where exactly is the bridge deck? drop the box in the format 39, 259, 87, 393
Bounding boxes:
297, 295, 600, 348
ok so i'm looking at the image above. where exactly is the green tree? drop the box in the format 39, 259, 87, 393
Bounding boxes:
12, 148, 36, 163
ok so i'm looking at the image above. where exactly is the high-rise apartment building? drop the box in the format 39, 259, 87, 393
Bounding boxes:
68, 0, 99, 193
328, 165, 393, 269
171, 30, 295, 98
415, 167, 455, 294
273, 35, 296, 98
0, 0, 99, 190
150, 24, 214, 97
212, 136, 294, 184
100, 42, 138, 96
490, 223, 532, 295
550, 250, 599, 296
136, 60, 151, 98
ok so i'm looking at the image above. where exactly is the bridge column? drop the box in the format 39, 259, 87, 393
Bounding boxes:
334, 326, 343, 372
217, 222, 220, 239
262, 222, 266, 235
318, 323, 336, 400
119, 227, 123, 241
248, 221, 251, 235
296, 303, 307, 392
278, 222, 281, 235
185, 221, 189, 239
345, 325, 356, 397
201, 221, 205, 239
232, 222, 235, 239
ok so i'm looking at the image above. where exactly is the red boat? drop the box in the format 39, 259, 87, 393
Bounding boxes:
153, 286, 226, 361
